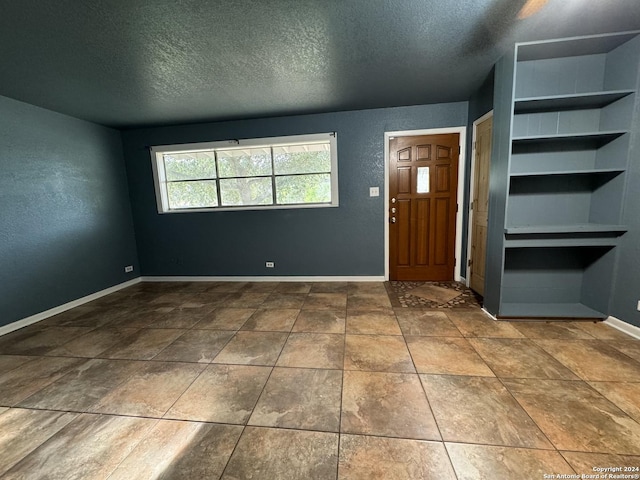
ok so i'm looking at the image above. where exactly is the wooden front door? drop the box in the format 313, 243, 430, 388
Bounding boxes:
469, 116, 492, 295
389, 133, 459, 281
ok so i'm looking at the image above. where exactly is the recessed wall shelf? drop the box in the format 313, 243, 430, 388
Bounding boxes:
511, 131, 627, 148
514, 90, 634, 113
509, 168, 624, 178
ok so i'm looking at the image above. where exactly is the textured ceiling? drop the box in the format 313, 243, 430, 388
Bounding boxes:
1, 0, 640, 128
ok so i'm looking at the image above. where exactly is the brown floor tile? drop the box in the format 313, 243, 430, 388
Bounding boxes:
421, 374, 551, 449
511, 321, 594, 339
166, 364, 271, 424
468, 338, 579, 380
395, 309, 461, 336
47, 327, 139, 358
277, 333, 344, 369
153, 329, 234, 363
249, 367, 342, 432
144, 309, 207, 329
310, 282, 349, 293
108, 420, 243, 480
407, 336, 494, 376
535, 339, 640, 382
212, 331, 288, 366
207, 282, 248, 293
223, 292, 269, 308
0, 326, 94, 355
341, 371, 440, 440
344, 335, 415, 373
292, 310, 346, 333
89, 362, 205, 417
222, 426, 338, 480
0, 408, 78, 476
571, 321, 633, 341
339, 435, 456, 480
42, 305, 102, 326
0, 357, 82, 406
241, 282, 280, 293
193, 308, 255, 330
303, 293, 348, 310
100, 328, 186, 360
446, 311, 524, 338
18, 359, 144, 411
348, 282, 388, 294
503, 378, 640, 454
346, 311, 402, 335
608, 339, 640, 363
446, 443, 574, 480
261, 293, 307, 309
241, 308, 299, 332
588, 381, 640, 423
560, 452, 640, 476
108, 307, 173, 328
1, 413, 156, 480
0, 355, 37, 375
43, 307, 118, 329
347, 293, 392, 311
274, 283, 313, 294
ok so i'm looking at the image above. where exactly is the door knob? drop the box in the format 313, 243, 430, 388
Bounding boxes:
391, 197, 396, 203
391, 207, 396, 214
390, 217, 396, 223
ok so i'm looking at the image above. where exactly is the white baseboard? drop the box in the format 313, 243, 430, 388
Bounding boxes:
481, 308, 498, 321
0, 278, 142, 337
141, 275, 386, 282
604, 316, 640, 340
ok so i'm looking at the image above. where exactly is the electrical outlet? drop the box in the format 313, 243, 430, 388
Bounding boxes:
265, 261, 275, 268
124, 265, 134, 273
369, 187, 379, 197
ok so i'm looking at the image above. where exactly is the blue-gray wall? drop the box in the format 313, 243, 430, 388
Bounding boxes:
0, 95, 139, 327
122, 103, 468, 277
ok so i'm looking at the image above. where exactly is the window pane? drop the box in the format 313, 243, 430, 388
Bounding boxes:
273, 143, 331, 175
164, 152, 216, 181
276, 174, 331, 204
167, 181, 218, 209
217, 148, 272, 178
220, 177, 273, 206
417, 166, 430, 193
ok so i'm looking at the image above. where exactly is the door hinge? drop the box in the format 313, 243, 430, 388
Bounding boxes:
458, 145, 461, 154
473, 141, 477, 150
456, 204, 459, 212
470, 201, 474, 210
468, 259, 472, 267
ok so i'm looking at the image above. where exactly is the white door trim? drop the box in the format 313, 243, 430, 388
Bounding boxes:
384, 127, 467, 282
467, 110, 494, 287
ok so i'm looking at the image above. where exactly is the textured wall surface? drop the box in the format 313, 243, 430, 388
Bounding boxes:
122, 103, 468, 277
0, 96, 139, 327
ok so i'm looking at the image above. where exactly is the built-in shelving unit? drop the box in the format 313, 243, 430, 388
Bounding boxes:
485, 31, 640, 319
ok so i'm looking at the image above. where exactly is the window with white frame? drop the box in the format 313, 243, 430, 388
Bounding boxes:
150, 133, 338, 213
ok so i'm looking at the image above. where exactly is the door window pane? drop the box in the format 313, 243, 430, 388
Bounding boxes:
167, 181, 218, 209
275, 174, 331, 204
220, 177, 273, 206
417, 166, 430, 193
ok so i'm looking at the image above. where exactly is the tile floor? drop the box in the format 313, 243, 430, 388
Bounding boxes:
0, 281, 639, 479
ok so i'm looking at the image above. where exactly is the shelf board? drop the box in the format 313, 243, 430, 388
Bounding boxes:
505, 224, 627, 235
504, 238, 619, 248
510, 168, 624, 178
512, 131, 626, 149
499, 302, 607, 319
514, 90, 634, 114
516, 32, 639, 61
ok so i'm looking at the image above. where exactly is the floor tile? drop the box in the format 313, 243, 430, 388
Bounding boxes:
310, 282, 349, 293
0, 355, 37, 375
222, 426, 338, 480
47, 327, 139, 358
212, 331, 288, 366
446, 443, 574, 480
608, 339, 640, 363
503, 378, 640, 454
0, 408, 78, 476
207, 282, 248, 293
0, 357, 82, 406
468, 338, 579, 379
535, 339, 640, 381
274, 283, 313, 294
277, 333, 344, 369
261, 293, 307, 309
571, 321, 633, 340
292, 310, 346, 333
89, 362, 205, 417
223, 292, 269, 308
420, 374, 551, 449
108, 420, 243, 480
344, 335, 415, 373
560, 452, 640, 476
588, 381, 640, 423
341, 371, 440, 440
0, 326, 94, 355
241, 308, 299, 332
1, 413, 156, 480
153, 329, 234, 363
339, 435, 456, 480
193, 308, 255, 330
348, 282, 388, 294
241, 282, 280, 293
347, 293, 392, 310
346, 310, 402, 335
144, 309, 208, 329
100, 328, 186, 360
395, 309, 461, 336
18, 359, 144, 411
249, 367, 342, 432
303, 293, 348, 310
446, 311, 524, 338
406, 336, 494, 376
166, 364, 271, 424
108, 307, 172, 328
511, 321, 594, 339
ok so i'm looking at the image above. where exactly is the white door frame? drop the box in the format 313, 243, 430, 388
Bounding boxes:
384, 127, 467, 282
466, 110, 494, 287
